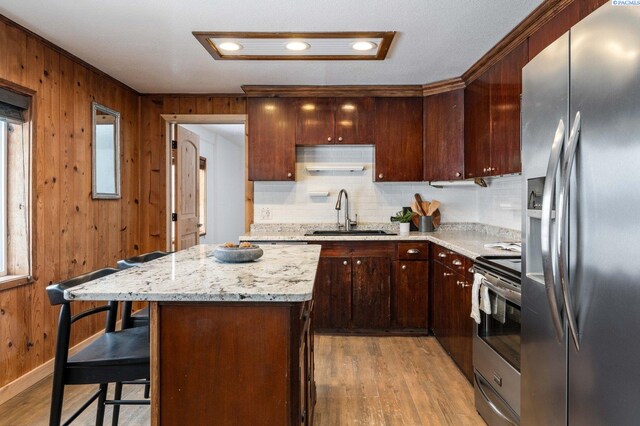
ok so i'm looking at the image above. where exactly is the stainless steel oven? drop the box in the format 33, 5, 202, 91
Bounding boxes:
473, 256, 522, 426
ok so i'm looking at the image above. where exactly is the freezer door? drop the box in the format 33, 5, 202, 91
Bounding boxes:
567, 3, 640, 425
520, 33, 569, 426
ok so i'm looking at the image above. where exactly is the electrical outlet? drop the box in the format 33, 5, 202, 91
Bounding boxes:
259, 207, 271, 220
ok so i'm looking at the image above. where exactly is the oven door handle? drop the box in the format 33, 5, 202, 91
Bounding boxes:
480, 273, 521, 306
474, 372, 519, 426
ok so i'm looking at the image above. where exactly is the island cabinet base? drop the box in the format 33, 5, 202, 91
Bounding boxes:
150, 301, 314, 426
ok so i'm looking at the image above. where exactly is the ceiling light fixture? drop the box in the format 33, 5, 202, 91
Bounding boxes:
218, 42, 242, 51
352, 41, 377, 51
286, 41, 310, 51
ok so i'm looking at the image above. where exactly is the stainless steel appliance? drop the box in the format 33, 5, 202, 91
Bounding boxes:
473, 256, 522, 426
521, 3, 640, 425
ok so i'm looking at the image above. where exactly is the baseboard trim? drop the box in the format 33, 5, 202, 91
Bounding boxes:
0, 325, 118, 405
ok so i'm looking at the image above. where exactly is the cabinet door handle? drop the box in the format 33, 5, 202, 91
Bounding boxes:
407, 249, 420, 254
452, 259, 462, 266
356, 260, 362, 265
438, 252, 447, 258
378, 173, 383, 179
444, 272, 453, 277
401, 265, 407, 270
287, 172, 292, 178
455, 172, 461, 177
468, 267, 475, 273
343, 260, 348, 266
338, 136, 343, 142
327, 137, 332, 142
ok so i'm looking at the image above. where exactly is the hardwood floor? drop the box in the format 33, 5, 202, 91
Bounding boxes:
0, 336, 483, 426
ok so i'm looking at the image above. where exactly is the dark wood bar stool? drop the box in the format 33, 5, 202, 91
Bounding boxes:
46, 268, 150, 426
116, 251, 170, 329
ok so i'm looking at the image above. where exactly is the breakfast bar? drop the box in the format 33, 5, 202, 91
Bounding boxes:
65, 244, 322, 426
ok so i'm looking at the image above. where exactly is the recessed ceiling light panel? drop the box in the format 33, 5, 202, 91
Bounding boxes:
193, 32, 395, 60
286, 41, 310, 51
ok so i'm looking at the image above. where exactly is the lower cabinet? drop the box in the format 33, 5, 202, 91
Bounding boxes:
352, 257, 391, 328
313, 242, 428, 332
394, 260, 429, 328
431, 245, 474, 382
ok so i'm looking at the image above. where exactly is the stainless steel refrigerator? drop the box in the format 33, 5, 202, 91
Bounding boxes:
521, 3, 640, 425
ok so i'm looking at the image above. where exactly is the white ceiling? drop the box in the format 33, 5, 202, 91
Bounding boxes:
0, 0, 543, 94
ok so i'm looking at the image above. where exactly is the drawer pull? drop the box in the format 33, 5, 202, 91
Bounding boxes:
438, 252, 447, 258
452, 259, 462, 266
343, 260, 348, 266
407, 249, 420, 254
444, 272, 453, 277
401, 265, 407, 270
356, 260, 362, 265
468, 267, 475, 273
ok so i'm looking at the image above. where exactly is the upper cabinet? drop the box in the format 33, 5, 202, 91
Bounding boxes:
248, 98, 296, 181
374, 97, 423, 182
423, 89, 465, 181
296, 97, 375, 145
464, 41, 528, 178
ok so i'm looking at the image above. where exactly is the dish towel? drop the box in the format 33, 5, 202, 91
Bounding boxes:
480, 283, 492, 314
470, 273, 483, 324
493, 294, 507, 324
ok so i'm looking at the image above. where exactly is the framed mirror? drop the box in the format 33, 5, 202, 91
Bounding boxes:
92, 102, 120, 199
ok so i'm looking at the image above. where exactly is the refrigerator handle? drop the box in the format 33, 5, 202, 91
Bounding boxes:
541, 118, 565, 341
558, 111, 582, 351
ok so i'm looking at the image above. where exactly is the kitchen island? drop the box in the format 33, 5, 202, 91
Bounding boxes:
66, 244, 322, 426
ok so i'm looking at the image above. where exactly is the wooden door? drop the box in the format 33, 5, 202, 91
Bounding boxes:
174, 125, 200, 250
374, 97, 423, 182
464, 72, 491, 178
490, 41, 528, 176
394, 261, 429, 329
313, 257, 352, 330
296, 98, 335, 145
352, 256, 391, 328
248, 98, 296, 181
424, 89, 465, 181
335, 97, 375, 145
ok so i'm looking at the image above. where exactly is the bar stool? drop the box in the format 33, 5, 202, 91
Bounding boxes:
46, 268, 150, 426
117, 251, 170, 329
113, 251, 169, 419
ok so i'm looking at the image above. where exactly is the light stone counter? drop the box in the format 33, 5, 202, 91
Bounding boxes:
240, 223, 521, 260
65, 244, 321, 302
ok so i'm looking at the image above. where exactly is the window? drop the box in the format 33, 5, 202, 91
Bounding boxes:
198, 157, 207, 236
0, 87, 32, 290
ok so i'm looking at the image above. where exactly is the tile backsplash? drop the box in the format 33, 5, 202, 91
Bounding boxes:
254, 146, 523, 230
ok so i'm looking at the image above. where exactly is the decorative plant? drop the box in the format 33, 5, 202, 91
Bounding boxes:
392, 210, 415, 223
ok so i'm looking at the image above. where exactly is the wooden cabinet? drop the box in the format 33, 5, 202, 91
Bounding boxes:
352, 256, 392, 328
313, 257, 352, 329
374, 97, 423, 182
464, 42, 528, 178
154, 301, 314, 425
296, 97, 375, 145
431, 245, 474, 382
394, 260, 429, 329
423, 89, 465, 181
248, 98, 296, 181
313, 241, 427, 331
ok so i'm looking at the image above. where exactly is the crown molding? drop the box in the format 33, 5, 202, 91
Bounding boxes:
422, 78, 466, 96
241, 85, 423, 97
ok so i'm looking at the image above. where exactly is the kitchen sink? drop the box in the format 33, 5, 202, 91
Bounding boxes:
304, 230, 397, 236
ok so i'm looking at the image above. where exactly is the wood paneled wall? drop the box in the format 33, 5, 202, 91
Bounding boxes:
0, 17, 140, 388
138, 95, 246, 253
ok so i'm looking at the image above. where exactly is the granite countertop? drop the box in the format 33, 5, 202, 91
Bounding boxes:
65, 244, 322, 303
240, 223, 521, 260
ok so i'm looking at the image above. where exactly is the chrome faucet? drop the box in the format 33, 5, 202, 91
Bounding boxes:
335, 189, 357, 231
